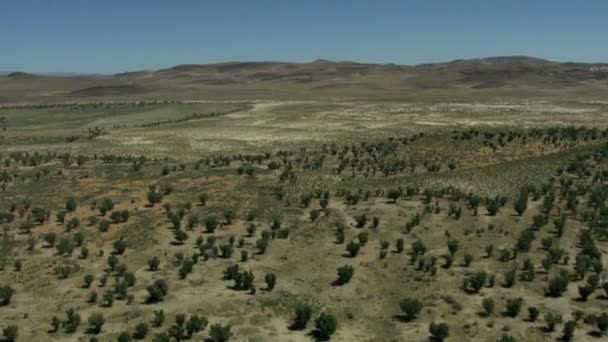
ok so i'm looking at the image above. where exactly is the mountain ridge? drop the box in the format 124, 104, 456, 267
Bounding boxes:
4, 56, 607, 77
1, 56, 607, 103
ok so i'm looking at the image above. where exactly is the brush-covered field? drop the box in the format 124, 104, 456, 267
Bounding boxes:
1, 98, 608, 342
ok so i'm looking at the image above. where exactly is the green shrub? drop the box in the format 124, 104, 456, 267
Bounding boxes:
0, 285, 15, 306
314, 313, 337, 340
209, 323, 232, 342
87, 312, 105, 334
292, 304, 313, 330
400, 298, 423, 321
336, 265, 354, 285
429, 322, 449, 341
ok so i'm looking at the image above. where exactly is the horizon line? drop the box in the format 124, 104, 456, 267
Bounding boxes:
2, 55, 607, 76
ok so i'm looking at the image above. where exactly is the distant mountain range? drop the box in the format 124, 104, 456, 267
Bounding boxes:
2, 56, 607, 103
1, 71, 64, 76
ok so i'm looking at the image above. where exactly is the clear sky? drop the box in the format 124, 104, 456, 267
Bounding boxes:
1, 0, 606, 73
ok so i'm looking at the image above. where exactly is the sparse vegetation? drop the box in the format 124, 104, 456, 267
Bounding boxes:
1, 79, 608, 342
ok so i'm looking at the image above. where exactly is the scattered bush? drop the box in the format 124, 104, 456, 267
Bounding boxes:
87, 312, 105, 334
147, 279, 168, 303
292, 304, 313, 330
209, 323, 232, 342
314, 312, 337, 340
400, 298, 423, 321
336, 265, 354, 285
429, 322, 449, 342
0, 285, 14, 306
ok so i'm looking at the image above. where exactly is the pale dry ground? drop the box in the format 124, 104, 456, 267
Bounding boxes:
5, 98, 604, 160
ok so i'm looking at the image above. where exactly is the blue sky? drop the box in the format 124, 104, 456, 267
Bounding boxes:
1, 0, 606, 73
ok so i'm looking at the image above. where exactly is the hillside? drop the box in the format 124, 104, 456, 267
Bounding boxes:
1, 57, 607, 104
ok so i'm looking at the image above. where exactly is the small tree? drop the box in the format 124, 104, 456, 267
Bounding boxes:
98, 198, 115, 216
346, 241, 360, 257
101, 290, 114, 307
218, 243, 233, 259
107, 255, 119, 272
546, 272, 569, 297
87, 312, 105, 334
223, 209, 237, 225
447, 239, 459, 255
504, 268, 517, 288
562, 320, 576, 342
98, 219, 111, 232
396, 238, 404, 253
56, 237, 75, 255
521, 258, 535, 281
545, 312, 563, 332
265, 273, 276, 291
179, 259, 194, 279
173, 229, 188, 245
247, 223, 256, 237
73, 231, 85, 247
320, 197, 329, 210
463, 253, 474, 267
309, 210, 320, 222
429, 322, 449, 342
387, 188, 401, 203
357, 231, 368, 245
0, 285, 14, 306
336, 265, 354, 285
300, 193, 313, 208
66, 217, 80, 231
256, 239, 268, 254
44, 232, 57, 247
292, 304, 313, 330
482, 298, 494, 317
209, 323, 232, 342
578, 284, 594, 301
80, 247, 89, 259
117, 331, 131, 342
148, 256, 160, 271
597, 312, 608, 335
112, 237, 127, 255
198, 193, 208, 206
314, 313, 337, 340
63, 308, 81, 333
485, 244, 494, 258
335, 226, 345, 244
205, 216, 219, 233
354, 214, 367, 228
1, 325, 17, 342
65, 198, 78, 212
168, 314, 186, 341
147, 191, 163, 206
87, 291, 97, 304
56, 210, 67, 224
514, 190, 528, 216
528, 306, 540, 322
400, 298, 423, 321
133, 322, 149, 339
505, 297, 524, 317
186, 314, 208, 338
152, 309, 165, 327
498, 334, 517, 342
468, 271, 487, 294
50, 316, 61, 332
83, 274, 94, 288
486, 200, 499, 216
147, 279, 168, 303
411, 239, 427, 256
